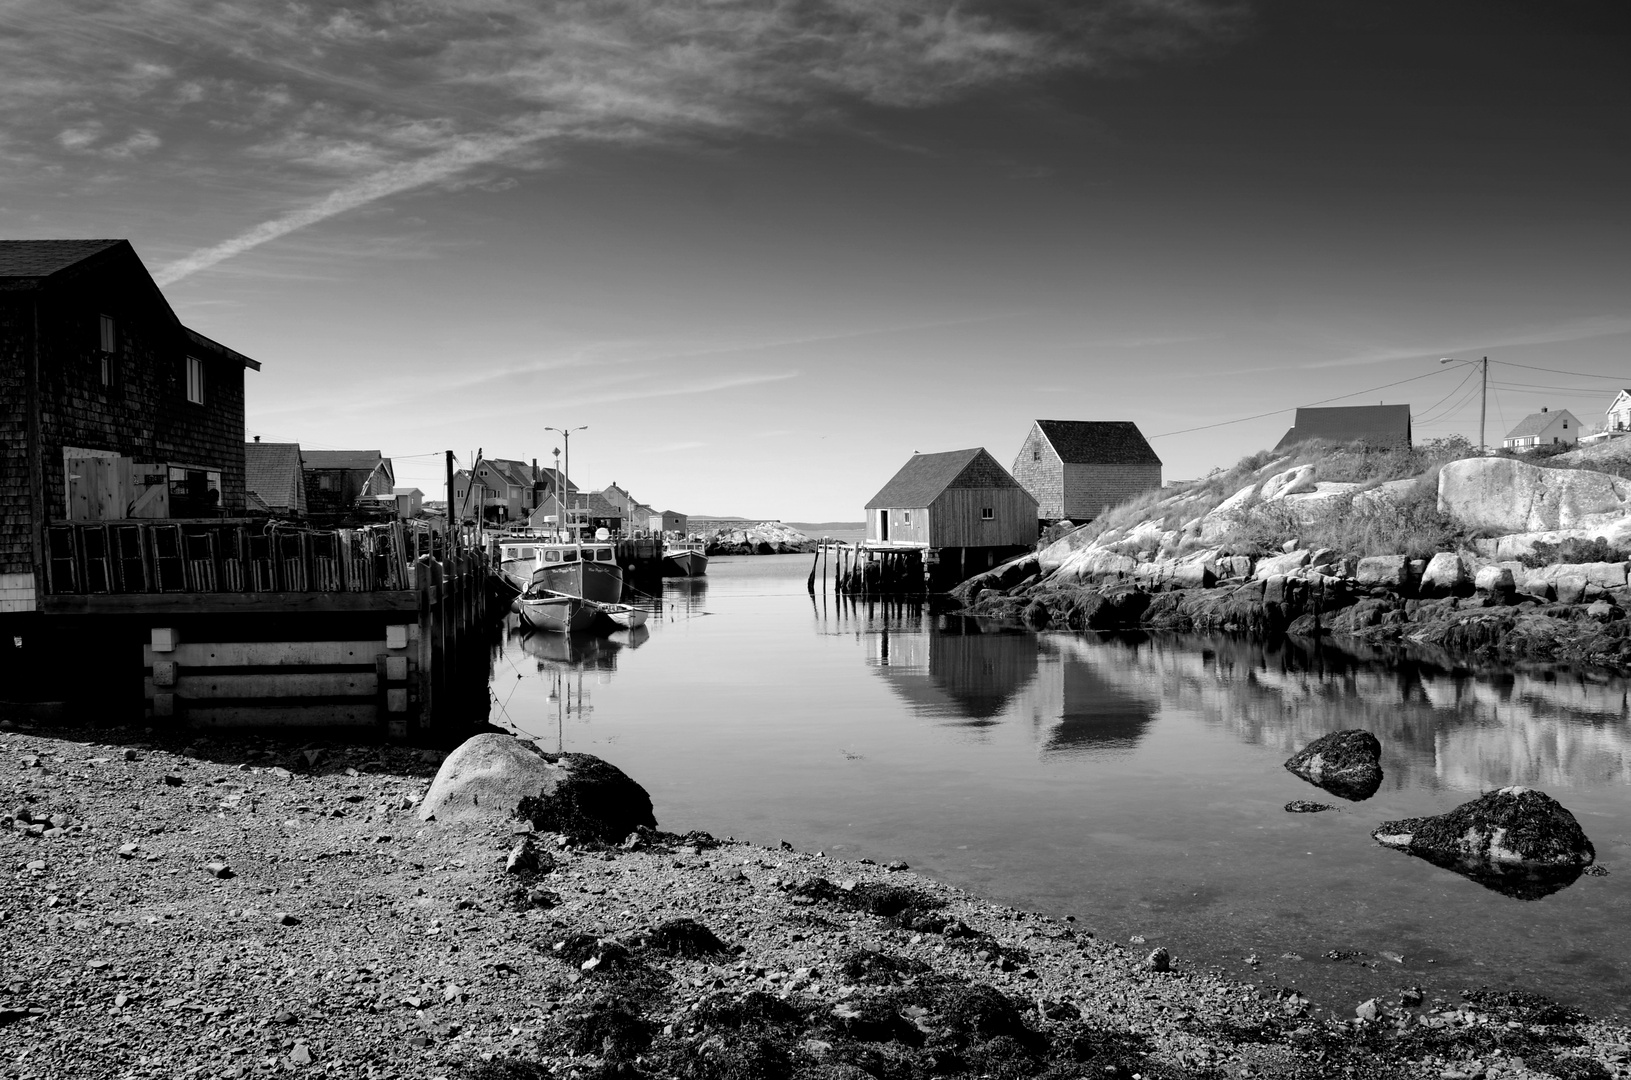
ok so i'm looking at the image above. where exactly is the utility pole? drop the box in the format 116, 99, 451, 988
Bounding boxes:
545, 425, 587, 536
445, 449, 456, 555
1439, 355, 1491, 453
1479, 355, 1488, 454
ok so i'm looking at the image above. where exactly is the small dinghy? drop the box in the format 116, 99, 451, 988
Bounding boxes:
595, 603, 649, 631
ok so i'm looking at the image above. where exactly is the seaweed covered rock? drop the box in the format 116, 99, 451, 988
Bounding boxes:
419, 734, 656, 841
517, 752, 657, 842
1284, 729, 1383, 802
1373, 786, 1596, 900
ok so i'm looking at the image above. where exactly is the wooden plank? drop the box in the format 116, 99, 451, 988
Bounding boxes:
185, 703, 379, 728
142, 640, 392, 668
164, 672, 379, 699
42, 590, 418, 615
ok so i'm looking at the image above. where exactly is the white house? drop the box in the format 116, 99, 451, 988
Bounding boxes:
1606, 390, 1631, 435
1502, 407, 1580, 450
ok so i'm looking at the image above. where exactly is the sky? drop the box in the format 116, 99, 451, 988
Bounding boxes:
3, 0, 1629, 519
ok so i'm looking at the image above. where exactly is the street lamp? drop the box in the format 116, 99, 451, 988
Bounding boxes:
1439, 356, 1489, 453
545, 425, 587, 535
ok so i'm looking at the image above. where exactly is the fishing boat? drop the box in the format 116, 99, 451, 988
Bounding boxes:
661, 538, 708, 577
529, 539, 623, 602
515, 592, 597, 634
492, 534, 547, 597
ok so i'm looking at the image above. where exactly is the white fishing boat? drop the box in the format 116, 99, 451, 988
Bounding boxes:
515, 592, 597, 634
661, 538, 708, 577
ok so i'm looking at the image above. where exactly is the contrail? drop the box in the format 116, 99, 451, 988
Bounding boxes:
153, 130, 548, 286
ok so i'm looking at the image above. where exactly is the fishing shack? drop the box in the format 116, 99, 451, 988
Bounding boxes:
0, 239, 490, 735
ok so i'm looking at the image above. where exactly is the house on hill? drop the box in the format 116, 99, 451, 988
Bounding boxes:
1011, 420, 1162, 524
244, 439, 306, 519
1, 239, 260, 615
1502, 407, 1580, 451
1604, 391, 1631, 437
302, 450, 393, 517
1274, 405, 1412, 450
864, 448, 1037, 578
454, 458, 574, 524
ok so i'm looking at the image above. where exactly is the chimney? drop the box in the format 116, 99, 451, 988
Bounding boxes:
254, 435, 261, 442
1543, 407, 1549, 412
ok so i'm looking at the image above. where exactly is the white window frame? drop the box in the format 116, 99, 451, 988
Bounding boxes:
185, 355, 205, 404
981, 507, 995, 521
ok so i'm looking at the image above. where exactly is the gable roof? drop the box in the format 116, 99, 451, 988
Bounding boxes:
1505, 409, 1578, 439
303, 450, 388, 472
0, 239, 260, 369
583, 492, 622, 518
1608, 390, 1631, 411
0, 239, 128, 281
865, 448, 1028, 509
244, 441, 306, 513
1034, 420, 1161, 465
1274, 405, 1412, 450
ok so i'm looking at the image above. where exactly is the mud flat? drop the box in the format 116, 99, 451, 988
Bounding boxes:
1, 722, 1627, 1079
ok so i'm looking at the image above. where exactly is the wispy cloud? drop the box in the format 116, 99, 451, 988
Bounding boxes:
1301, 315, 1631, 370
0, 0, 1246, 281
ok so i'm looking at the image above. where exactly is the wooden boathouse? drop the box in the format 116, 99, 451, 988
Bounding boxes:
818, 447, 1037, 594
1, 239, 492, 734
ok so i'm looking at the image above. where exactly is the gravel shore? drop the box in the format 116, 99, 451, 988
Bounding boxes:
2, 720, 1627, 1080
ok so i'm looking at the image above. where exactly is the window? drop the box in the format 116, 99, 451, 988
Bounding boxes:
544, 551, 561, 563
903, 511, 911, 525
520, 547, 535, 560
98, 315, 117, 387
185, 355, 205, 404
1032, 449, 1040, 461
318, 474, 333, 491
167, 466, 222, 517
981, 507, 994, 520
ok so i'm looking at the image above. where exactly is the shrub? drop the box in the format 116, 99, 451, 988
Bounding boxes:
1518, 537, 1630, 569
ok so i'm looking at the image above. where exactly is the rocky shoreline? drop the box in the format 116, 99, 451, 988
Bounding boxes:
2, 721, 1628, 1080
701, 522, 817, 557
953, 549, 1631, 672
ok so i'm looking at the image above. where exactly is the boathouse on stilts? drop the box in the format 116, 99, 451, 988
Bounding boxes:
814, 447, 1038, 596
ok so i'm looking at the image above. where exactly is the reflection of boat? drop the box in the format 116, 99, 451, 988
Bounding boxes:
516, 593, 596, 633
518, 627, 623, 669
530, 540, 623, 602
608, 625, 651, 649
662, 539, 708, 577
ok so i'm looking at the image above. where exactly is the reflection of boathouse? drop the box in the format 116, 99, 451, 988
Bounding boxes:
868, 618, 1156, 753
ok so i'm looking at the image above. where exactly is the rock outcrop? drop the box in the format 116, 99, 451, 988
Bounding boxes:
421, 734, 656, 841
1438, 458, 1631, 534
1372, 787, 1595, 900
1284, 730, 1383, 801
703, 522, 816, 555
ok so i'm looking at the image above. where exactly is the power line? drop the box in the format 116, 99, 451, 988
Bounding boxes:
1147, 367, 1453, 439
1415, 379, 1485, 427
1412, 365, 1478, 423
1493, 359, 1630, 383
1489, 379, 1619, 395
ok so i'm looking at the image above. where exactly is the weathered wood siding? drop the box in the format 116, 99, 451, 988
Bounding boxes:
928, 487, 1037, 548
1061, 464, 1162, 522
867, 507, 931, 545
1010, 424, 1064, 519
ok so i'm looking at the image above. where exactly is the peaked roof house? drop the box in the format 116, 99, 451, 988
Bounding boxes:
244, 440, 307, 519
864, 448, 1038, 552
1, 239, 260, 612
1605, 390, 1631, 436
1502, 407, 1580, 450
1274, 405, 1412, 451
1012, 420, 1162, 523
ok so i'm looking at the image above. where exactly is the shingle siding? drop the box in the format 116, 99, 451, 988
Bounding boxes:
0, 298, 37, 579
32, 264, 247, 521
1011, 427, 1064, 519
1062, 464, 1163, 521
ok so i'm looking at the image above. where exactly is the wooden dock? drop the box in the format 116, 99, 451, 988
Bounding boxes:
33, 520, 494, 736
807, 540, 1028, 596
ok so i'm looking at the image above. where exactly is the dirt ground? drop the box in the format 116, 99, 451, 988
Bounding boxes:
1, 719, 1627, 1080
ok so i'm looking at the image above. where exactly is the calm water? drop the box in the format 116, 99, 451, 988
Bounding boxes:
486, 554, 1631, 1018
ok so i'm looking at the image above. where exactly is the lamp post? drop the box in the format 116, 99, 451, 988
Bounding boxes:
545, 425, 587, 535
1439, 356, 1489, 453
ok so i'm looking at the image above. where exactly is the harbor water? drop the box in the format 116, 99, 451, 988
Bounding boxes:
485, 553, 1631, 1018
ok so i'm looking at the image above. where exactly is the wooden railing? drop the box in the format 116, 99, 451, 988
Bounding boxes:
44, 519, 470, 596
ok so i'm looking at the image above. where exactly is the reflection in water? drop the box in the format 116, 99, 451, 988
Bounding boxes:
1393, 845, 1586, 901
660, 576, 709, 617
820, 598, 1631, 791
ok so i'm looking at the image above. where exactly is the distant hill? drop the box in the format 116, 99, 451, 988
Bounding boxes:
786, 521, 865, 534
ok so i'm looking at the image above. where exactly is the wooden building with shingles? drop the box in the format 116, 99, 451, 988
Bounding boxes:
1011, 420, 1162, 524
1, 239, 260, 617
864, 448, 1037, 580
244, 439, 307, 520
